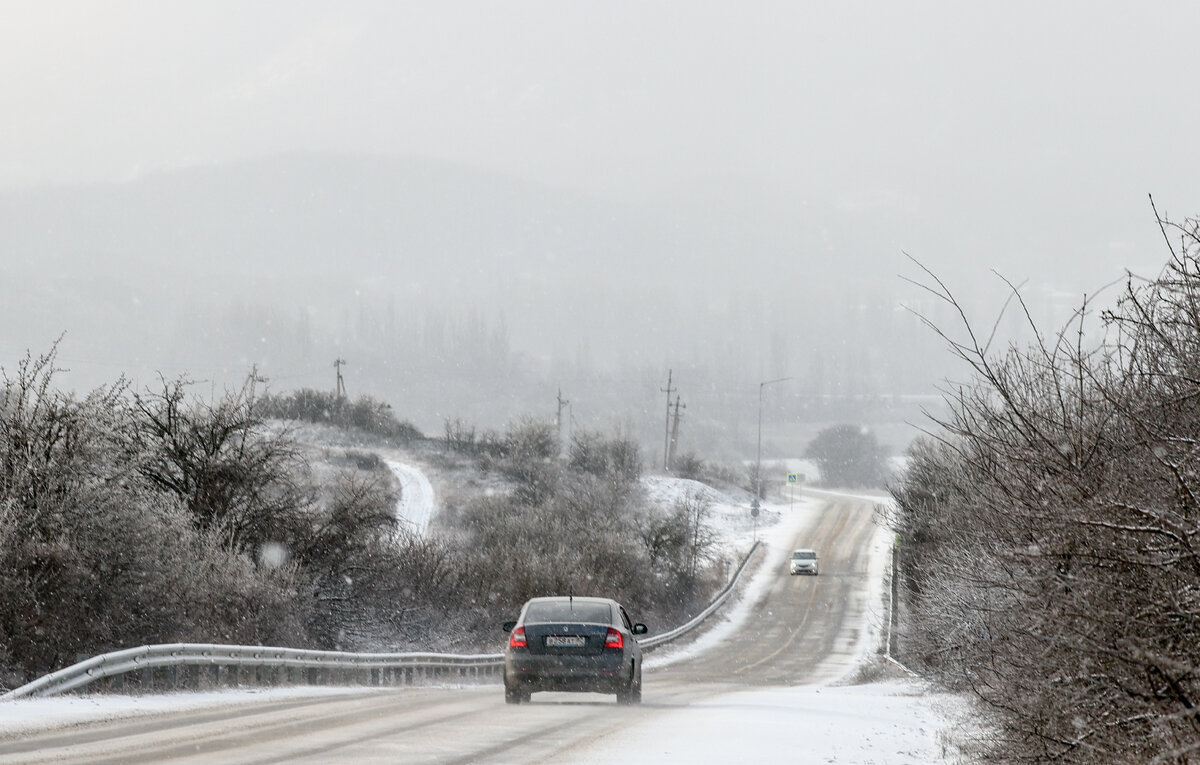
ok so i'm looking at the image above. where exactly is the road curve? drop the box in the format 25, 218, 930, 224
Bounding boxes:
0, 494, 884, 764
384, 459, 435, 535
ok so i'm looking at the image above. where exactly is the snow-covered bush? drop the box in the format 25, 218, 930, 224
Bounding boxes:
891, 212, 1200, 762
0, 348, 308, 684
0, 351, 422, 685
441, 423, 720, 632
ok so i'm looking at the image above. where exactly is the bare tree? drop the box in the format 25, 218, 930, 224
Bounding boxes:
130, 374, 314, 554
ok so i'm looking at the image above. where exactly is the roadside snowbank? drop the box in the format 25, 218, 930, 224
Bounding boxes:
0, 687, 370, 738
571, 679, 960, 763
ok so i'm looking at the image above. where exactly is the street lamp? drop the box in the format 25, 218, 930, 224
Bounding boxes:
755, 376, 793, 508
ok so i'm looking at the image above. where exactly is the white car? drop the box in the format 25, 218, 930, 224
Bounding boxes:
789, 549, 819, 576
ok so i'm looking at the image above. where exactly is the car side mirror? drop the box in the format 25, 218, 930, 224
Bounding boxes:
502, 621, 517, 633
632, 623, 648, 635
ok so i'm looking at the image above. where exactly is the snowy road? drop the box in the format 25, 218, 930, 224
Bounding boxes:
384, 459, 435, 535
0, 493, 958, 763
648, 494, 883, 685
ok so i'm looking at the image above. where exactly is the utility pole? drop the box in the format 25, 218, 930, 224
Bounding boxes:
660, 369, 675, 471
755, 376, 793, 507
248, 363, 269, 399
667, 396, 685, 470
556, 388, 570, 455
334, 358, 348, 400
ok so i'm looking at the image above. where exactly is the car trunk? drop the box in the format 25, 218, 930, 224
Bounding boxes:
521, 623, 610, 656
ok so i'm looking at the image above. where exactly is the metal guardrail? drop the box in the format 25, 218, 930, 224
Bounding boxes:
1, 645, 504, 701
2, 541, 763, 700
641, 540, 761, 650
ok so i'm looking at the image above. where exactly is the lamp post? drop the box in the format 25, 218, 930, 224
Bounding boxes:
755, 376, 793, 508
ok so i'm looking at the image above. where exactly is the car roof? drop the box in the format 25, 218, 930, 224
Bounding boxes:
524, 596, 616, 606
792, 548, 817, 554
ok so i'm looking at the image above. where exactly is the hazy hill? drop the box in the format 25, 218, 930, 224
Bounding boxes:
6, 153, 827, 301
0, 152, 991, 450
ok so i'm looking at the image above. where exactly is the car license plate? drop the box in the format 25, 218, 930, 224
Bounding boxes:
545, 635, 586, 648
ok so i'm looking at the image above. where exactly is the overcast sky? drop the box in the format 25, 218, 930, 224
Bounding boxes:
5, 1, 1200, 293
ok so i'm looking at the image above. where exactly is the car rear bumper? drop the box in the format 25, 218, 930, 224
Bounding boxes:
505, 652, 629, 693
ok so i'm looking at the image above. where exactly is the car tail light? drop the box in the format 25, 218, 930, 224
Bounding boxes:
509, 627, 527, 649
604, 628, 623, 650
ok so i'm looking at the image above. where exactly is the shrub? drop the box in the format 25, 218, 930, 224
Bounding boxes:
260, 388, 422, 441
804, 425, 888, 488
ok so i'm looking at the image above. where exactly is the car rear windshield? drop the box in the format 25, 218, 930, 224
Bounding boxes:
523, 601, 612, 624
792, 551, 816, 560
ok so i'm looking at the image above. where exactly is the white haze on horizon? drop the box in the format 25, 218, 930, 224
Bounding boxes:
2, 1, 1198, 450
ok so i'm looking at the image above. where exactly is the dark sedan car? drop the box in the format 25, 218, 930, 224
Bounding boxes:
503, 596, 648, 704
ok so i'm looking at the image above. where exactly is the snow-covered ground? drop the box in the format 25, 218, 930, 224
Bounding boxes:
641, 473, 783, 557
571, 680, 961, 763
